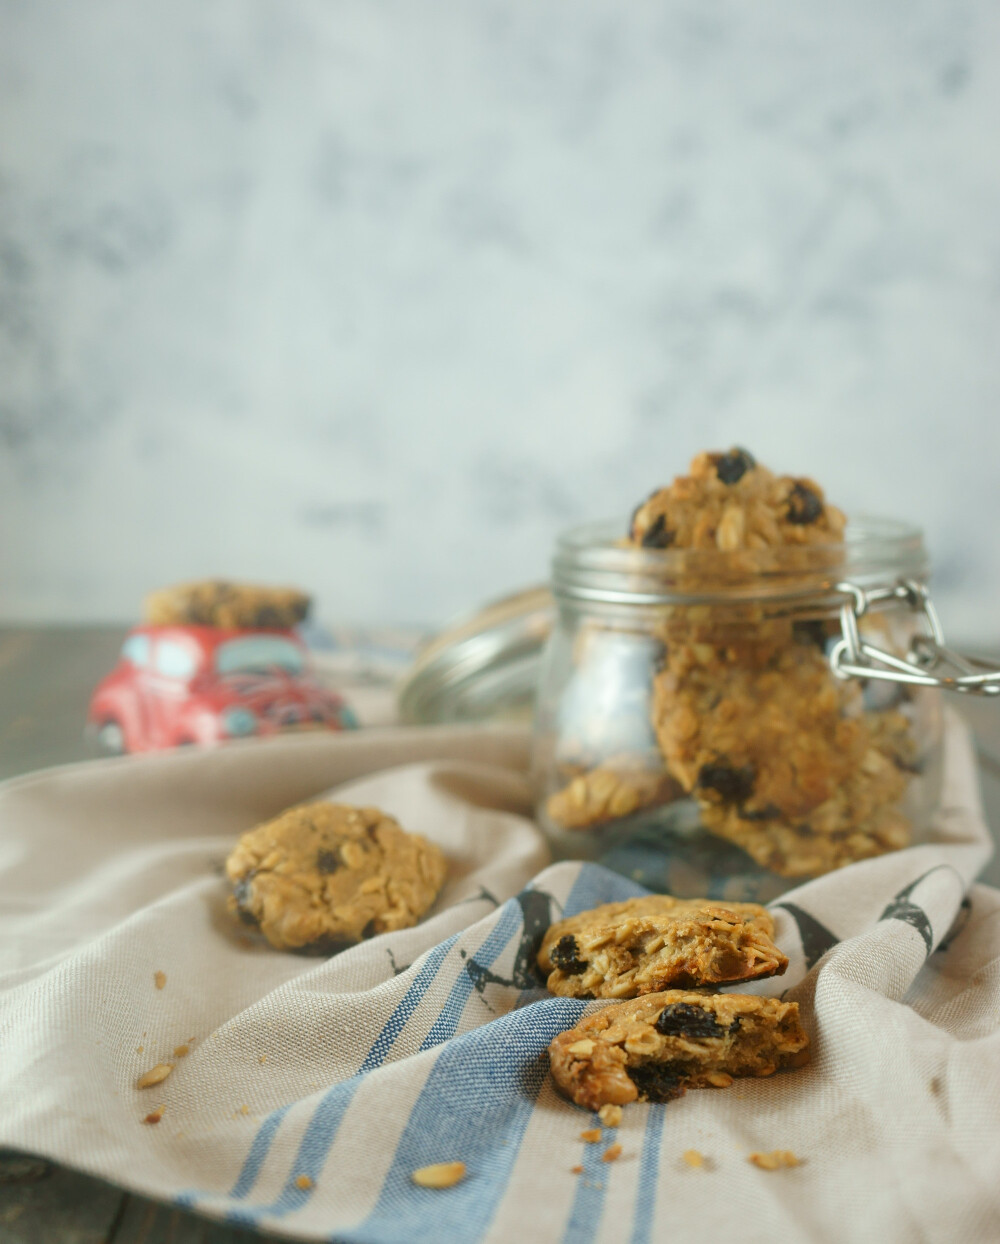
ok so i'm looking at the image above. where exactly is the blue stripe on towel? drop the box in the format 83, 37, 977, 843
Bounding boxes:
345, 866, 642, 1244
344, 996, 587, 1244
178, 932, 461, 1215
630, 1106, 666, 1244
229, 1104, 292, 1200
180, 863, 652, 1236
230, 889, 536, 1226
418, 901, 523, 1051
561, 1115, 614, 1244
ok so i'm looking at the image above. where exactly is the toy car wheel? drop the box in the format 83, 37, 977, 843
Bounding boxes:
96, 719, 126, 755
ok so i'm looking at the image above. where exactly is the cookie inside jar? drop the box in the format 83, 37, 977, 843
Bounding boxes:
533, 449, 942, 898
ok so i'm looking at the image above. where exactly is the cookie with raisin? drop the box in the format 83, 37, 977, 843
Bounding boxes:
144, 580, 312, 629
548, 990, 809, 1111
628, 448, 846, 552
226, 802, 448, 952
538, 895, 787, 998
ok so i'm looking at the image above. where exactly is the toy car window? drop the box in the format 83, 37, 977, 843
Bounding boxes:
154, 640, 198, 680
121, 634, 151, 668
215, 637, 304, 676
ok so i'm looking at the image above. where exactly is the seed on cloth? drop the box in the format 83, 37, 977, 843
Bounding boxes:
137, 1063, 174, 1089
683, 1149, 704, 1168
173, 1045, 190, 1058
295, 1174, 313, 1190
143, 1106, 165, 1125
411, 1162, 467, 1188
154, 971, 167, 990
749, 1150, 800, 1170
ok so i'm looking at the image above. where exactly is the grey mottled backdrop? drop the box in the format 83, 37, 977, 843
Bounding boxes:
1, 0, 998, 641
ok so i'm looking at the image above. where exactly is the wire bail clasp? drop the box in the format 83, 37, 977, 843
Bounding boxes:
830, 579, 1000, 696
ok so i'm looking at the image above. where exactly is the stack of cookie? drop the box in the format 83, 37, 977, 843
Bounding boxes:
547, 448, 917, 879
538, 895, 808, 1111
144, 579, 312, 630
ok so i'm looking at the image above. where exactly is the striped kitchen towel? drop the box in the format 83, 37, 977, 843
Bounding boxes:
0, 717, 998, 1244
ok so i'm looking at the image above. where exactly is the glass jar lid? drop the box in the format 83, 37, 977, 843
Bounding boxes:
397, 585, 553, 725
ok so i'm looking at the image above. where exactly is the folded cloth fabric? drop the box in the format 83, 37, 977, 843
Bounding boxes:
0, 713, 997, 1244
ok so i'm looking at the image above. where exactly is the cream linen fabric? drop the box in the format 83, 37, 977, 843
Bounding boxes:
0, 715, 998, 1244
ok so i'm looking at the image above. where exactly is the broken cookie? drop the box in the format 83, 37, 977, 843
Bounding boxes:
538, 896, 787, 998
548, 990, 808, 1111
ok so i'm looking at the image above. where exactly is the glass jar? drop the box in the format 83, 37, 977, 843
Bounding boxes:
532, 516, 981, 901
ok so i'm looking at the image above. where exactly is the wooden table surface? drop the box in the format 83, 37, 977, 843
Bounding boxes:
1, 625, 998, 1244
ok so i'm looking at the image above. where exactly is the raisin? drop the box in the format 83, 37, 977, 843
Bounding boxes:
628, 1062, 686, 1103
232, 877, 260, 928
549, 934, 587, 975
786, 482, 823, 525
714, 448, 756, 485
793, 619, 830, 651
640, 514, 675, 549
629, 488, 661, 538
697, 763, 755, 803
654, 1002, 726, 1039
736, 802, 781, 823
316, 850, 342, 874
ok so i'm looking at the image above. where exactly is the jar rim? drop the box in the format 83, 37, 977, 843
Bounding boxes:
552, 515, 928, 606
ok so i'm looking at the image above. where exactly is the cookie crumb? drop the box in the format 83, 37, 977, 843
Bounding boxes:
137, 1063, 174, 1089
136, 1045, 144, 1054
602, 1143, 623, 1163
571, 1165, 583, 1175
410, 1161, 467, 1189
240, 1104, 250, 1115
294, 1174, 313, 1190
580, 1128, 602, 1143
154, 971, 167, 990
143, 1106, 165, 1125
259, 1055, 268, 1064
748, 1150, 800, 1170
683, 1149, 704, 1168
598, 1104, 623, 1128
173, 1045, 190, 1058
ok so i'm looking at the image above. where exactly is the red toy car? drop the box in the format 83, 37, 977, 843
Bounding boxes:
88, 625, 358, 753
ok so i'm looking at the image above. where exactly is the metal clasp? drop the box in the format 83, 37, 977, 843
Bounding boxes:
830, 579, 1000, 696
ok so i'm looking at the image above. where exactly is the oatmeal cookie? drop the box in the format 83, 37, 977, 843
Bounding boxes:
226, 802, 448, 952
653, 640, 868, 814
628, 448, 845, 551
651, 636, 913, 874
548, 990, 809, 1111
538, 896, 787, 998
699, 741, 910, 876
145, 580, 312, 629
545, 759, 679, 831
